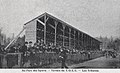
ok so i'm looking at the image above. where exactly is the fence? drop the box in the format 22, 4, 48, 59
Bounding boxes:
0, 53, 22, 68
0, 51, 103, 68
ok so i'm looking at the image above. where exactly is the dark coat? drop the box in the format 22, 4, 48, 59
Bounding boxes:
20, 45, 27, 53
60, 49, 68, 60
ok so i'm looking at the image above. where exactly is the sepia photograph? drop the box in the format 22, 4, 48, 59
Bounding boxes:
0, 0, 120, 72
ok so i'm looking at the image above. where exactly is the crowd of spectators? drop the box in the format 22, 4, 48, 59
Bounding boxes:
0, 40, 102, 68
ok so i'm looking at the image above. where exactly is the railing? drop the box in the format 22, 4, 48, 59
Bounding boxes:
0, 51, 103, 68
0, 53, 22, 68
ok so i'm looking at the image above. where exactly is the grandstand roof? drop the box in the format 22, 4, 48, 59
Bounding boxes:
24, 12, 101, 43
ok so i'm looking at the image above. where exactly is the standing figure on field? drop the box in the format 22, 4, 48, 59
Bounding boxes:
59, 47, 68, 68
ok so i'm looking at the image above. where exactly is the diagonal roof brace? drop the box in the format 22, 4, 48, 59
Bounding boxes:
48, 23, 55, 29
37, 19, 45, 26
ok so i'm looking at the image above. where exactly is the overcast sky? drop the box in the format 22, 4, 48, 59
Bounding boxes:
0, 0, 120, 38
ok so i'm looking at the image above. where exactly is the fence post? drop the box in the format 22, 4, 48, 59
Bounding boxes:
2, 55, 7, 68
18, 53, 22, 67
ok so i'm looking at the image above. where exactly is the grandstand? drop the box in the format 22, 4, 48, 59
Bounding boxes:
24, 12, 101, 51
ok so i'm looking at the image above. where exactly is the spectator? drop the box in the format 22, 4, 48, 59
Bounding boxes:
0, 44, 3, 53
16, 44, 21, 53
20, 42, 28, 65
42, 44, 46, 53
20, 42, 28, 53
9, 45, 16, 53
29, 43, 37, 67
88, 51, 91, 59
59, 47, 68, 68
28, 41, 33, 48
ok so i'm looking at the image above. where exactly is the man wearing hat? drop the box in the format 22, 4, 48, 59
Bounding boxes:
59, 46, 68, 68
20, 42, 28, 65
